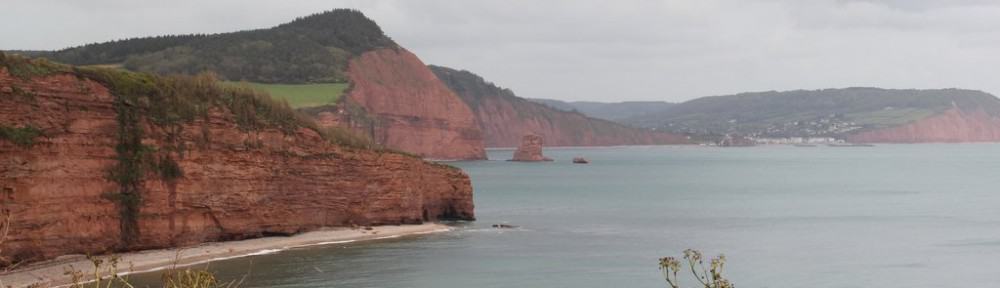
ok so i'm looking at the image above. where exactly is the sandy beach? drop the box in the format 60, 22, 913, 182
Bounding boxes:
0, 223, 450, 287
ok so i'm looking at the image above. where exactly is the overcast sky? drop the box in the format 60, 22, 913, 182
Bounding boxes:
3, 0, 1000, 102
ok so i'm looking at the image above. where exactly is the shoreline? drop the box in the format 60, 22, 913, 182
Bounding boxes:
0, 223, 450, 287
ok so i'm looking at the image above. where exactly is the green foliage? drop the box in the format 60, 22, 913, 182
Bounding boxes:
221, 85, 316, 133
76, 67, 316, 133
223, 82, 347, 108
530, 98, 676, 122
72, 67, 186, 245
107, 91, 151, 245
45, 35, 207, 66
429, 65, 670, 143
659, 249, 734, 288
10, 85, 39, 103
319, 126, 376, 150
155, 155, 184, 181
0, 53, 70, 79
429, 65, 518, 110
40, 9, 394, 84
162, 268, 242, 288
75, 66, 159, 100
0, 125, 43, 147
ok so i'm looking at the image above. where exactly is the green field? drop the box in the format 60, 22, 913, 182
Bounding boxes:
225, 82, 348, 108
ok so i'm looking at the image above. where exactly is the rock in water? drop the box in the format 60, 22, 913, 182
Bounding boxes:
510, 134, 553, 162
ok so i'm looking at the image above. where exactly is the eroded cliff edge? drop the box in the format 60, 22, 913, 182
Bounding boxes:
310, 49, 487, 160
848, 107, 1000, 143
0, 56, 474, 266
429, 66, 689, 147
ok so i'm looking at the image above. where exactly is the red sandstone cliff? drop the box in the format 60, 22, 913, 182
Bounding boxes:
429, 66, 689, 147
334, 49, 486, 160
848, 108, 1000, 143
0, 68, 474, 265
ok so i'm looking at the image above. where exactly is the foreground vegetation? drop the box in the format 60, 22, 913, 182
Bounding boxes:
222, 82, 347, 108
659, 250, 734, 288
54, 255, 243, 288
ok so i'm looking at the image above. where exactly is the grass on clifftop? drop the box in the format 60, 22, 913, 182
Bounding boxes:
0, 52, 414, 155
223, 82, 347, 108
0, 53, 70, 79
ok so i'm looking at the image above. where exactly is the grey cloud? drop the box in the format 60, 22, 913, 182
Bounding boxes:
2, 0, 1000, 102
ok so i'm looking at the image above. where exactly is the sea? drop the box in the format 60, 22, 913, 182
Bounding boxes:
129, 144, 1000, 288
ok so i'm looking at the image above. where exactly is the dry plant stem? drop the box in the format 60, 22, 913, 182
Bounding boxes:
0, 211, 13, 277
0, 213, 5, 288
663, 250, 734, 288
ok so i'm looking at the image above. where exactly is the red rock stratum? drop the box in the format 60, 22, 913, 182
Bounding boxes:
0, 61, 474, 266
337, 49, 487, 160
848, 107, 1000, 143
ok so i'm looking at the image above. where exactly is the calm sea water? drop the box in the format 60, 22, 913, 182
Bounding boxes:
130, 144, 1000, 287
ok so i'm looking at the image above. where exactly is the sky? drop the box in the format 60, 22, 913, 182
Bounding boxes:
2, 0, 1000, 102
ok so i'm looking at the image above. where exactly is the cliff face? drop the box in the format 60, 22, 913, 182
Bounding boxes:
848, 107, 1000, 143
429, 66, 689, 147
0, 68, 474, 265
338, 49, 486, 160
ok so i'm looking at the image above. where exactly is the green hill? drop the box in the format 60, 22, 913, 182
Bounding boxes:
35, 9, 394, 84
625, 87, 1000, 137
429, 65, 688, 147
529, 98, 675, 121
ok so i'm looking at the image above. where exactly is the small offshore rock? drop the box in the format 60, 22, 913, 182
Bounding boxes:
509, 134, 553, 162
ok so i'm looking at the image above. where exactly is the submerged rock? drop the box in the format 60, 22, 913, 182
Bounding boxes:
509, 134, 553, 162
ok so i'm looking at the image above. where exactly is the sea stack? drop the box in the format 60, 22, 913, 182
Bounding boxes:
510, 134, 553, 162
